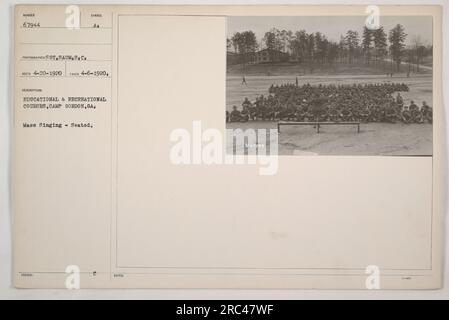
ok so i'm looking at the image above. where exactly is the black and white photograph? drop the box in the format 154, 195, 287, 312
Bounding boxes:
226, 16, 433, 155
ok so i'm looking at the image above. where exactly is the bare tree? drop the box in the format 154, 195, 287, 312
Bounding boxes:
412, 35, 425, 72
388, 24, 407, 71
345, 30, 360, 64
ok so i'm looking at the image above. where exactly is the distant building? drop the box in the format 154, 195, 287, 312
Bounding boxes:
226, 51, 240, 65
227, 49, 290, 66
253, 49, 290, 64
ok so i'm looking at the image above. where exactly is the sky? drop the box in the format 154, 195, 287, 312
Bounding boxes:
227, 16, 433, 47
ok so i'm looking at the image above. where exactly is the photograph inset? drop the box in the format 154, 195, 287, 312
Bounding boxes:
226, 16, 433, 156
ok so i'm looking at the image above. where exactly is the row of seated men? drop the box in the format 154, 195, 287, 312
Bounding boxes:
226, 82, 432, 124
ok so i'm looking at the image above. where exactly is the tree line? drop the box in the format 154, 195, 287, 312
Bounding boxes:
227, 24, 432, 72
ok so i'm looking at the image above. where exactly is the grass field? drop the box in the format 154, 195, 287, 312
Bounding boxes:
226, 73, 433, 111
227, 61, 432, 77
226, 66, 433, 156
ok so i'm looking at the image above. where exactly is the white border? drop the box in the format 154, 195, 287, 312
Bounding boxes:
1, 0, 448, 299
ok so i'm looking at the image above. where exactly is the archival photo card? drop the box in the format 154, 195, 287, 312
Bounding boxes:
12, 5, 443, 290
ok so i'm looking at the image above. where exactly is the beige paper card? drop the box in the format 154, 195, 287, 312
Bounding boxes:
13, 5, 443, 289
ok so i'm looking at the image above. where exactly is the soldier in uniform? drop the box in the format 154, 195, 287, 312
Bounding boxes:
242, 97, 252, 110
255, 95, 265, 120
421, 101, 432, 123
401, 105, 412, 124
304, 106, 314, 122
378, 103, 387, 122
265, 104, 275, 121
295, 105, 306, 121
230, 105, 241, 122
273, 102, 282, 121
328, 105, 340, 122
285, 102, 297, 121
318, 106, 330, 121
240, 106, 250, 122
384, 104, 398, 123
409, 100, 419, 113
309, 98, 327, 122
396, 93, 404, 108
340, 106, 353, 121
277, 106, 288, 121
412, 108, 424, 123
242, 97, 256, 120
408, 100, 423, 123
359, 106, 371, 123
